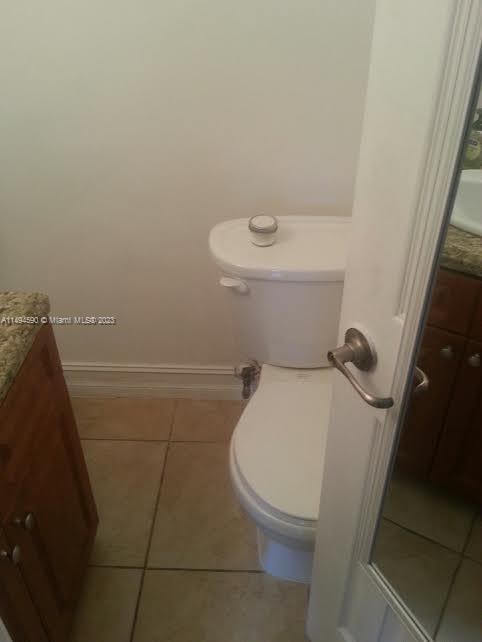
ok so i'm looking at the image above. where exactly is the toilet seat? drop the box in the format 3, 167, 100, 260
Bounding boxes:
230, 442, 317, 548
230, 365, 333, 545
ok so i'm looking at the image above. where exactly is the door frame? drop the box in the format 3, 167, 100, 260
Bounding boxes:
307, 1, 481, 640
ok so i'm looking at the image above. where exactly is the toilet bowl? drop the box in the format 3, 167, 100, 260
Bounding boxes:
230, 365, 332, 582
209, 215, 349, 582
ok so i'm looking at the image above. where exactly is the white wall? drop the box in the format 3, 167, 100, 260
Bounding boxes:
0, 1, 374, 368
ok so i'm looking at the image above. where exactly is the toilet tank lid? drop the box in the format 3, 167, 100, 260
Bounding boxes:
209, 216, 350, 282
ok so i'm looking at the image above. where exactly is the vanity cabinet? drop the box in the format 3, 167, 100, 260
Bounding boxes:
431, 339, 482, 500
395, 326, 466, 477
0, 324, 97, 642
0, 530, 49, 642
396, 268, 482, 503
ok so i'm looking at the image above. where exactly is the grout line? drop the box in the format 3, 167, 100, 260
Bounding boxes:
168, 438, 233, 444
432, 553, 464, 640
144, 567, 264, 574
80, 437, 170, 443
127, 468, 166, 642
88, 563, 145, 570
432, 500, 479, 641
382, 516, 467, 556
130, 570, 145, 642
80, 437, 231, 444
128, 409, 175, 642
87, 562, 263, 573
459, 513, 482, 566
461, 511, 478, 555
167, 399, 178, 442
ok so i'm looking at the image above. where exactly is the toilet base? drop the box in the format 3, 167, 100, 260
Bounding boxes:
256, 528, 313, 584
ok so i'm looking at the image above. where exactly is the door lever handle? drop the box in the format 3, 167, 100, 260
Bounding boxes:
413, 367, 429, 394
328, 328, 394, 409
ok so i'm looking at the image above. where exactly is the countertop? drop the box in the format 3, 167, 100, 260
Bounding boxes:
441, 225, 482, 279
0, 292, 50, 404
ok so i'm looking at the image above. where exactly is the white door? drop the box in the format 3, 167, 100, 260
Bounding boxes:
306, 1, 481, 641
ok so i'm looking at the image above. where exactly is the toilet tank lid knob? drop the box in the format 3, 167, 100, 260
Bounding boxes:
248, 215, 278, 234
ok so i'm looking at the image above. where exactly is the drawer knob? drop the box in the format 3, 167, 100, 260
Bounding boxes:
468, 353, 481, 368
14, 512, 35, 531
440, 345, 454, 360
0, 545, 21, 565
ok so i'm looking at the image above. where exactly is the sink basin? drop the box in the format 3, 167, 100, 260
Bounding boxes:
451, 169, 482, 236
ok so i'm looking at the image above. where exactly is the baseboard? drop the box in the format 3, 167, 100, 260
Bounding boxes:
62, 362, 242, 400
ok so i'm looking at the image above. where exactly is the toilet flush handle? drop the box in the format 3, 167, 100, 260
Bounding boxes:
219, 277, 249, 294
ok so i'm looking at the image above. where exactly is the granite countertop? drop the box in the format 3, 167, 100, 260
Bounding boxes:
441, 225, 482, 279
0, 292, 50, 404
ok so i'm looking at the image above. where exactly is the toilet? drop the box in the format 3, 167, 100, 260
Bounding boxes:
209, 216, 349, 583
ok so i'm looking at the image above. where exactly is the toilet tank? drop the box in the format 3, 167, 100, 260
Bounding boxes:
209, 216, 350, 368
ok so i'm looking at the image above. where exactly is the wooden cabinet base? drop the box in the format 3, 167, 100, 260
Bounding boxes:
430, 340, 482, 503
0, 325, 98, 642
396, 268, 482, 504
396, 326, 465, 477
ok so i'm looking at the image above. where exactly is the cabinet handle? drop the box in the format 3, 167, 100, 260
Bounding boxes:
13, 512, 35, 531
467, 353, 480, 368
440, 345, 453, 360
0, 545, 21, 565
413, 367, 429, 394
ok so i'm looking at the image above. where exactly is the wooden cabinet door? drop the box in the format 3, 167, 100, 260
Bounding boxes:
395, 326, 466, 477
1, 325, 97, 642
4, 396, 97, 642
470, 285, 482, 341
431, 340, 482, 503
428, 269, 480, 335
0, 530, 49, 642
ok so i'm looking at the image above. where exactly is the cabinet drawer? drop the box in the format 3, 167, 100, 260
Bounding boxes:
428, 269, 480, 335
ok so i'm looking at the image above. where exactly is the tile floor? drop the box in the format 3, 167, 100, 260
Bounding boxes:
69, 397, 309, 642
70, 397, 480, 642
375, 471, 481, 641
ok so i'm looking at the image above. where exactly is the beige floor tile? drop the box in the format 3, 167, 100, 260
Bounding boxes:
465, 514, 482, 564
171, 399, 244, 442
372, 520, 460, 636
83, 440, 166, 566
69, 566, 143, 642
72, 397, 175, 440
382, 472, 476, 552
436, 559, 482, 642
148, 443, 259, 570
133, 570, 308, 642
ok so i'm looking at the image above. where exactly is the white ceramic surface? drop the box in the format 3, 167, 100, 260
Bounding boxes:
229, 365, 333, 583
233, 365, 332, 521
210, 216, 348, 367
451, 169, 482, 236
210, 216, 350, 282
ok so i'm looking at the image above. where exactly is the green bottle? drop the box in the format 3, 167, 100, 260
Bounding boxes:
463, 108, 482, 169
